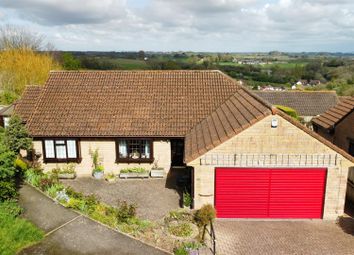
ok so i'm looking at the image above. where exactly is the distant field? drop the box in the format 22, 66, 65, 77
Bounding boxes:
112, 58, 148, 70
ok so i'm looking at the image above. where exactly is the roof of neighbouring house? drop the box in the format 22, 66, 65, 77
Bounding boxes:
14, 86, 43, 122
0, 104, 14, 116
312, 97, 354, 129
254, 91, 338, 116
21, 70, 269, 137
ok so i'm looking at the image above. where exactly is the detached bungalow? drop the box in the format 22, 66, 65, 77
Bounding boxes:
16, 70, 353, 220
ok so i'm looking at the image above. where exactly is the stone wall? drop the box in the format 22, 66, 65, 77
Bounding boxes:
189, 114, 352, 220
33, 139, 172, 176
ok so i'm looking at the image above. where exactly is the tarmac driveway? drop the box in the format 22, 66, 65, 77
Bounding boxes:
18, 185, 168, 255
214, 218, 354, 255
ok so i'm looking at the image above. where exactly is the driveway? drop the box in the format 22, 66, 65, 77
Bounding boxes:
62, 176, 181, 220
214, 218, 354, 255
18, 184, 168, 255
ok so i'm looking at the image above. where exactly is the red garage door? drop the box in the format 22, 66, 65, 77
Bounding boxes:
215, 168, 326, 219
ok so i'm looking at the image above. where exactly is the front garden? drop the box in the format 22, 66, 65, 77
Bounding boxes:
24, 166, 215, 254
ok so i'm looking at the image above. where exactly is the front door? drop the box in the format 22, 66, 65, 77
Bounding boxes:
171, 139, 185, 166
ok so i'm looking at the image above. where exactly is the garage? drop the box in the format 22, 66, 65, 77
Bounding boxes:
215, 168, 327, 219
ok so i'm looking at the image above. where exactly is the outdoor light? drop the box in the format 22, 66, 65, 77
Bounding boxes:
271, 117, 278, 128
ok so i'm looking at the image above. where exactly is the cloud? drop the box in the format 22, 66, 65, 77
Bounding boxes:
0, 0, 354, 51
1, 0, 128, 25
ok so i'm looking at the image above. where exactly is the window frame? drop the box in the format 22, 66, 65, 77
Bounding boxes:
115, 138, 154, 163
42, 138, 81, 163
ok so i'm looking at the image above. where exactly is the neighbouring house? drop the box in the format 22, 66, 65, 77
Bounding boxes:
255, 91, 339, 127
312, 97, 354, 203
0, 104, 14, 128
15, 70, 353, 220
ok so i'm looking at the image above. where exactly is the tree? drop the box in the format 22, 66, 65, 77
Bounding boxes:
0, 24, 47, 51
0, 49, 60, 95
4, 115, 32, 153
61, 52, 81, 70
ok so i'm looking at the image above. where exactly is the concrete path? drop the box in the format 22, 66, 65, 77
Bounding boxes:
18, 184, 169, 255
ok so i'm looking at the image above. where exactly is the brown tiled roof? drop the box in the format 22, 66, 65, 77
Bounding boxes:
0, 104, 14, 116
25, 70, 244, 137
184, 87, 273, 162
14, 86, 43, 122
255, 91, 338, 116
312, 97, 354, 129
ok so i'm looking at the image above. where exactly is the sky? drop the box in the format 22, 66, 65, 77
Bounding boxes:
0, 0, 354, 52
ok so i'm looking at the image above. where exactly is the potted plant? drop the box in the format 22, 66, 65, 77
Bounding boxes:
90, 148, 104, 179
55, 164, 76, 179
119, 167, 149, 179
105, 172, 117, 183
183, 190, 192, 209
150, 160, 165, 178
93, 165, 104, 179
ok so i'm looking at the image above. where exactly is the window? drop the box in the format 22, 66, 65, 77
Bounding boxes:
43, 139, 80, 163
3, 117, 10, 128
349, 141, 354, 157
116, 139, 153, 163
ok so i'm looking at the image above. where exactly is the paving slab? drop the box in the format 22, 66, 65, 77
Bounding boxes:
19, 216, 167, 255
19, 184, 78, 233
214, 219, 354, 255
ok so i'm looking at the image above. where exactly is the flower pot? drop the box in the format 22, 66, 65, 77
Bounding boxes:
58, 173, 76, 179
105, 177, 117, 183
150, 168, 164, 178
93, 171, 104, 179
119, 172, 149, 179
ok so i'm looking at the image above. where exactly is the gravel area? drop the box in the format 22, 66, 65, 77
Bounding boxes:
62, 177, 181, 220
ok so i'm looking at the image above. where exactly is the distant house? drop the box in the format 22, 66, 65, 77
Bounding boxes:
312, 97, 354, 156
312, 97, 354, 203
255, 91, 339, 127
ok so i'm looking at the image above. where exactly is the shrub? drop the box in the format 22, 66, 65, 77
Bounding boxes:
93, 165, 104, 174
194, 204, 216, 227
65, 186, 84, 200
275, 105, 300, 120
183, 190, 192, 207
168, 222, 193, 237
118, 218, 153, 235
116, 201, 137, 223
14, 157, 28, 171
25, 168, 43, 187
90, 204, 118, 228
4, 115, 32, 153
173, 242, 202, 255
120, 167, 147, 174
0, 181, 17, 202
38, 176, 56, 191
46, 183, 64, 198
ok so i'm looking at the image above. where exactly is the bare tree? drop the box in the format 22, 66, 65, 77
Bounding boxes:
0, 24, 48, 51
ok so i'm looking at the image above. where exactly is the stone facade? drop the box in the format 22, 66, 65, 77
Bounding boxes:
33, 139, 171, 176
189, 114, 353, 220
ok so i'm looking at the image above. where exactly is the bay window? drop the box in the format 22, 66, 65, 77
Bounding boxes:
43, 139, 80, 162
116, 139, 153, 163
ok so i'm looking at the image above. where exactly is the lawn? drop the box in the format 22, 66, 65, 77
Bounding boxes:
0, 201, 43, 255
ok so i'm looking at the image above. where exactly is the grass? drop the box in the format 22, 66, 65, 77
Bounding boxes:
0, 202, 44, 255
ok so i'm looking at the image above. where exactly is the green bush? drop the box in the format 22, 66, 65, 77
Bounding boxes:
116, 201, 137, 223
90, 204, 118, 228
194, 204, 216, 227
275, 105, 300, 120
0, 181, 18, 202
117, 218, 153, 235
168, 222, 193, 237
14, 157, 28, 171
25, 169, 43, 187
120, 167, 147, 174
38, 176, 56, 191
4, 115, 32, 153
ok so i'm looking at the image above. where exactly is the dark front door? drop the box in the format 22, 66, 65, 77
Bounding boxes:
171, 139, 185, 166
